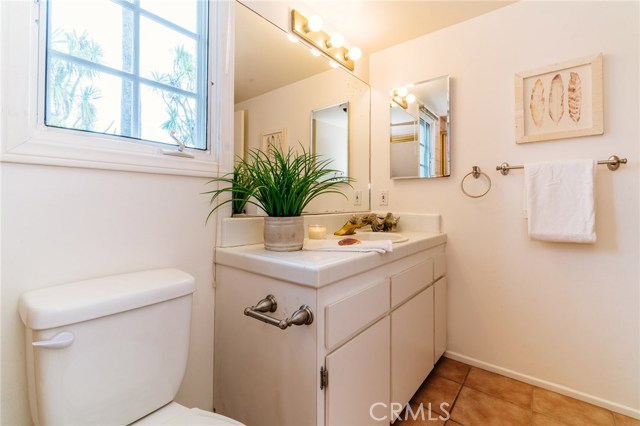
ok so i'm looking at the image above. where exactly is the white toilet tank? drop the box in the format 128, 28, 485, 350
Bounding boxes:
18, 268, 196, 426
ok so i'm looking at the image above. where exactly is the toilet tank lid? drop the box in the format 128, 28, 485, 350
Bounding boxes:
19, 268, 196, 330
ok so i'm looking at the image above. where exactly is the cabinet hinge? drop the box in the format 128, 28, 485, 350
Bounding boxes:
320, 366, 328, 390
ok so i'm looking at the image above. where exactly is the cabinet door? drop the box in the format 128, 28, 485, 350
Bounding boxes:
434, 277, 447, 362
391, 286, 434, 408
326, 317, 390, 426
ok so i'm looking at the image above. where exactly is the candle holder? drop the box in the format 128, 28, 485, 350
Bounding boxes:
308, 224, 327, 240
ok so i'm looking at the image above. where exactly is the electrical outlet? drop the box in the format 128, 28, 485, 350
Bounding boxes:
354, 190, 362, 206
379, 190, 389, 206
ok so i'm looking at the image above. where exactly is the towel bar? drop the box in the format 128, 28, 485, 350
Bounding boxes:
496, 155, 627, 176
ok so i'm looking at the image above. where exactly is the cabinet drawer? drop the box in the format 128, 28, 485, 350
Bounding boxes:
325, 279, 389, 350
391, 260, 433, 307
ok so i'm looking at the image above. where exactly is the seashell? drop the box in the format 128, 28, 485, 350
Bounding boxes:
529, 79, 545, 127
338, 238, 361, 246
568, 71, 582, 123
548, 74, 564, 123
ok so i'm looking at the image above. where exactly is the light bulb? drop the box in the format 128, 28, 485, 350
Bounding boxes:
310, 48, 321, 57
287, 34, 298, 43
346, 46, 362, 61
406, 94, 416, 104
327, 32, 344, 48
397, 87, 408, 97
307, 15, 323, 32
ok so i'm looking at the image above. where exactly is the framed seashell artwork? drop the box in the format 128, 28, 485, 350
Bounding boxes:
514, 53, 603, 144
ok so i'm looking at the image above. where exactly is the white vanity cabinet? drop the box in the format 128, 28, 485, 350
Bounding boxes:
213, 233, 446, 426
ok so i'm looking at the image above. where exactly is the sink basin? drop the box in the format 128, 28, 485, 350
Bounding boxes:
330, 232, 408, 243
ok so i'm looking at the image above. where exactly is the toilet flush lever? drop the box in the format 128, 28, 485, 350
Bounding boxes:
32, 331, 74, 349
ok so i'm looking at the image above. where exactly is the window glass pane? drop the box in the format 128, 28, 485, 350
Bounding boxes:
140, 17, 198, 93
44, 0, 207, 150
48, 0, 127, 71
140, 84, 199, 148
46, 59, 122, 134
140, 0, 198, 33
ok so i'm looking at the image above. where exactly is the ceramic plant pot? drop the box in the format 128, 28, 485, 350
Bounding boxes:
263, 216, 305, 251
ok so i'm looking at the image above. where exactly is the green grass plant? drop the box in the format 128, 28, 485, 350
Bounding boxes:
205, 144, 353, 222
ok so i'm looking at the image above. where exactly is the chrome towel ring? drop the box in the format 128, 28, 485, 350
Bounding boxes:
461, 166, 491, 198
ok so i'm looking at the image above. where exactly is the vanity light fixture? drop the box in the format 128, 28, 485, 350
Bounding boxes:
306, 15, 324, 32
291, 9, 361, 71
326, 32, 344, 49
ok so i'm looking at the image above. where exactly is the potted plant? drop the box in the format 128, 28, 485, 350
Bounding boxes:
205, 144, 353, 251
230, 162, 254, 216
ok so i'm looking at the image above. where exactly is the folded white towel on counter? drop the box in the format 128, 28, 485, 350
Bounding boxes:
303, 238, 393, 254
524, 159, 596, 243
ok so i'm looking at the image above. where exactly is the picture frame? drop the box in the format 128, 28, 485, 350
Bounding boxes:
515, 53, 603, 144
261, 128, 288, 158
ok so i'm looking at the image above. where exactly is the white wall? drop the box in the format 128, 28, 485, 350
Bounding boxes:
371, 0, 639, 417
0, 163, 217, 425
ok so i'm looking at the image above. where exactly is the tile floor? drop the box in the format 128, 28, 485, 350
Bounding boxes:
395, 357, 639, 426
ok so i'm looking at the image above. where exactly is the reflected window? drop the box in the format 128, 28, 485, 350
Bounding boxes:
419, 105, 437, 177
44, 0, 209, 149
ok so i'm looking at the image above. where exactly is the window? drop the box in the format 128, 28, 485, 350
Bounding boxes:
44, 0, 209, 149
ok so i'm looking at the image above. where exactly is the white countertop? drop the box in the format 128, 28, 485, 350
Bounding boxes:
214, 231, 447, 288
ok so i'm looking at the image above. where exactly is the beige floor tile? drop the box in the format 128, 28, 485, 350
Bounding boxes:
614, 412, 640, 426
450, 386, 531, 426
532, 388, 614, 426
411, 375, 461, 416
433, 357, 471, 384
464, 367, 533, 409
533, 413, 574, 426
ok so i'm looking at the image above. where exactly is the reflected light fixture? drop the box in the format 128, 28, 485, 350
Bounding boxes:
391, 88, 415, 109
291, 10, 361, 71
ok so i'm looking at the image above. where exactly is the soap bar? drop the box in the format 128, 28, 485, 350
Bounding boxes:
338, 238, 361, 246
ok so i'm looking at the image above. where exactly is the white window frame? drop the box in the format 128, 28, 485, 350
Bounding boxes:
1, 0, 227, 177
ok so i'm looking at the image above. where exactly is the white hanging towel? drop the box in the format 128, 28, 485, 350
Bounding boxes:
524, 159, 596, 243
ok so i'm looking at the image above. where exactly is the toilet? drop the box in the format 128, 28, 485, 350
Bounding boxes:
18, 268, 244, 426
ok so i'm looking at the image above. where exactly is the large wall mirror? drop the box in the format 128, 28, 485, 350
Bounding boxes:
234, 2, 370, 213
390, 76, 450, 179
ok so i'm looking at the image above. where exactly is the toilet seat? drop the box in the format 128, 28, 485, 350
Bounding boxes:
132, 402, 244, 426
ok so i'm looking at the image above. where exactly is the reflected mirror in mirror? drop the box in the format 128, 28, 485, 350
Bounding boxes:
390, 76, 450, 179
234, 2, 370, 213
312, 102, 349, 178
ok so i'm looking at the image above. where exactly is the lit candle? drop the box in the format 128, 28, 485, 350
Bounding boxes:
308, 224, 327, 240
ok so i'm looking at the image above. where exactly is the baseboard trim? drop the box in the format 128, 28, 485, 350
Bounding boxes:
444, 350, 640, 420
